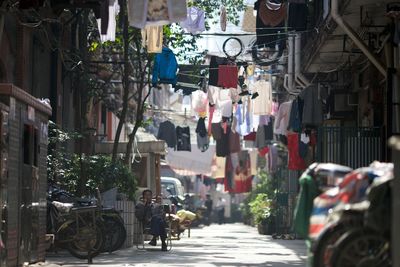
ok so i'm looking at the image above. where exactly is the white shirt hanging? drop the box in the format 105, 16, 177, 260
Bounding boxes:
250, 80, 273, 115
97, 0, 120, 42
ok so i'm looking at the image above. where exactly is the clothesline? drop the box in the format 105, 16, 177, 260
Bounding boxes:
179, 28, 315, 38
180, 29, 313, 37
178, 34, 301, 56
177, 66, 282, 77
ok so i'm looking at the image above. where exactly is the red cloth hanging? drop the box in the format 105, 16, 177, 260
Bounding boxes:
224, 151, 253, 193
258, 147, 269, 157
244, 132, 257, 141
217, 65, 238, 88
287, 133, 306, 170
309, 131, 317, 146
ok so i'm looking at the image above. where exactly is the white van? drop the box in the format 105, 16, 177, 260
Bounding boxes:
160, 177, 184, 198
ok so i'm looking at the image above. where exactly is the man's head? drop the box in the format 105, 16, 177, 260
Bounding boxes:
206, 194, 211, 200
142, 189, 153, 203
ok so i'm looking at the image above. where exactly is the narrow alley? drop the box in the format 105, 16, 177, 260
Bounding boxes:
1, 1, 399, 267
45, 224, 306, 267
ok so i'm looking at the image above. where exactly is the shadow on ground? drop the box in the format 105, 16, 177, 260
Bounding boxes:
46, 223, 306, 267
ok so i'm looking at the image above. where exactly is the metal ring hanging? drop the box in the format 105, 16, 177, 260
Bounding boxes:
222, 37, 244, 60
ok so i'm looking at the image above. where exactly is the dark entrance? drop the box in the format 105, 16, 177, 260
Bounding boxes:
19, 124, 40, 264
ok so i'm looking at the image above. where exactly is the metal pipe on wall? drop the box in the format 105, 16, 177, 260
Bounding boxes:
284, 35, 301, 94
330, 0, 387, 78
294, 33, 311, 88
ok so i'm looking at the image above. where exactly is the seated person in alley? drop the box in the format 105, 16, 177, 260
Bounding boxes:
135, 189, 168, 251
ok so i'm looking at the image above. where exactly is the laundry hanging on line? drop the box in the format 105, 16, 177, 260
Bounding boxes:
254, 0, 286, 49
241, 5, 257, 32
141, 25, 163, 53
217, 65, 238, 88
96, 0, 119, 42
152, 47, 178, 86
180, 6, 206, 34
157, 120, 177, 148
176, 125, 191, 151
127, 0, 187, 29
250, 80, 273, 116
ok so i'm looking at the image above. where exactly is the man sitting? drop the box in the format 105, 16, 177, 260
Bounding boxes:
135, 189, 168, 251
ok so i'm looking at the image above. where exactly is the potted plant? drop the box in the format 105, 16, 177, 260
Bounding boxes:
249, 193, 275, 235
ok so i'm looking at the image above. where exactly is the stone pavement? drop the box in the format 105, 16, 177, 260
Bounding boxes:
44, 223, 307, 267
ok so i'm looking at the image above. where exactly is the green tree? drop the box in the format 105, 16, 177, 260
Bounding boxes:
47, 121, 137, 199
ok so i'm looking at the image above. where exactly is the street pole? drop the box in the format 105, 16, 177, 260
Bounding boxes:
389, 137, 400, 267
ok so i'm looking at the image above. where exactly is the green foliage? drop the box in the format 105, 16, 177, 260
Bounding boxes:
47, 121, 137, 200
240, 170, 277, 225
165, 0, 245, 63
48, 120, 82, 144
60, 154, 137, 200
47, 121, 81, 181
249, 193, 274, 225
189, 0, 245, 26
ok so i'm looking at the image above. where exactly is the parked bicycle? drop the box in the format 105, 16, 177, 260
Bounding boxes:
47, 182, 127, 254
46, 200, 104, 259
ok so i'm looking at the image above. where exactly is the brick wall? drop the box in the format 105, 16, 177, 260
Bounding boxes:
6, 98, 22, 267
0, 94, 49, 266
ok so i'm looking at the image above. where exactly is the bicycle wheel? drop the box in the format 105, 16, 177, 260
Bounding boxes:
65, 222, 104, 259
330, 228, 390, 267
101, 215, 127, 252
313, 215, 363, 267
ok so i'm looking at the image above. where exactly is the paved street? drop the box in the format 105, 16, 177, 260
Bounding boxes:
45, 223, 306, 267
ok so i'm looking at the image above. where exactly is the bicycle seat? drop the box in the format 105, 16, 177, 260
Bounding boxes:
52, 201, 74, 213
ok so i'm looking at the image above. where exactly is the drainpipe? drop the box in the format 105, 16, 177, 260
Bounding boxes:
0, 13, 4, 46
331, 0, 387, 78
389, 136, 400, 267
295, 33, 311, 88
284, 35, 301, 94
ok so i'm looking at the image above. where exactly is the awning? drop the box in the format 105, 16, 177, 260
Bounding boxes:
165, 144, 215, 175
95, 128, 165, 154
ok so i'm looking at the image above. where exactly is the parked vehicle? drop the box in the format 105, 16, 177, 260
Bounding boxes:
329, 167, 392, 267
46, 199, 104, 259
161, 177, 184, 202
308, 162, 393, 267
47, 183, 127, 254
302, 163, 354, 267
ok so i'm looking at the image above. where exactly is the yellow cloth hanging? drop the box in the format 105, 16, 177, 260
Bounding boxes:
141, 25, 163, 53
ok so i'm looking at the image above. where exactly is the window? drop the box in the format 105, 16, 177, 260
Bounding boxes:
33, 128, 38, 167
23, 125, 31, 164
23, 125, 38, 166
161, 182, 176, 196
